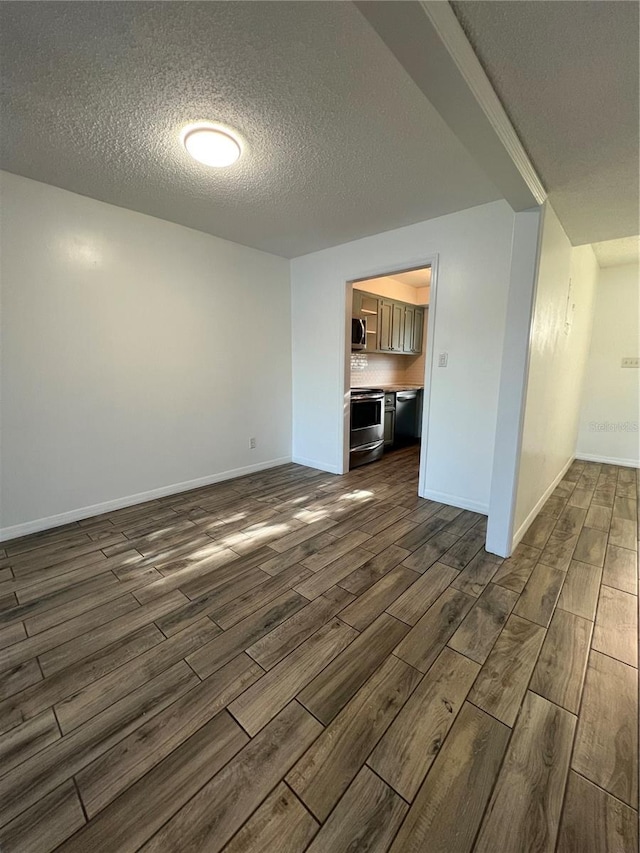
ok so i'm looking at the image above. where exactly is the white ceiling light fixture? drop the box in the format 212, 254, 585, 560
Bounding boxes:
181, 122, 242, 167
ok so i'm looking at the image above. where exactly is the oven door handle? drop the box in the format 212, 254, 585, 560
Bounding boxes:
354, 439, 383, 451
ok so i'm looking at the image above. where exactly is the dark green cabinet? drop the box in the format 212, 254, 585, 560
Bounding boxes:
379, 300, 405, 352
402, 306, 424, 354
403, 307, 415, 351
378, 299, 393, 351
391, 303, 404, 351
353, 289, 425, 354
411, 308, 424, 354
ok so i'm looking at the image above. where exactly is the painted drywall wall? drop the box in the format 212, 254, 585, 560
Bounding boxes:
0, 172, 292, 537
291, 200, 515, 511
415, 286, 430, 305
353, 277, 429, 306
576, 262, 640, 466
513, 205, 599, 540
486, 207, 544, 557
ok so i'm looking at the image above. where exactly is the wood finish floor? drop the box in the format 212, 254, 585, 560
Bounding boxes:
0, 447, 637, 852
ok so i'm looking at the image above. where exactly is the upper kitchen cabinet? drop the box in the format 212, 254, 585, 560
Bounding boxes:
356, 289, 424, 354
412, 308, 424, 354
378, 299, 390, 351
391, 302, 404, 351
403, 306, 415, 352
403, 306, 424, 354
379, 299, 406, 352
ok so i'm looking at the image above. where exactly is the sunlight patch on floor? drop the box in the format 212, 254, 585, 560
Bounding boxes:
338, 490, 374, 502
294, 509, 329, 523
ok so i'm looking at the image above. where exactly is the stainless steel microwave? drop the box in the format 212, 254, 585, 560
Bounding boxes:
352, 317, 366, 350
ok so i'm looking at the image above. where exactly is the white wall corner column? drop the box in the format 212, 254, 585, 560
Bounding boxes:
486, 207, 544, 557
510, 208, 599, 553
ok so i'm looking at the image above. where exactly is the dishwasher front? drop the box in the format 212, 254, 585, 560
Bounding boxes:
395, 390, 419, 443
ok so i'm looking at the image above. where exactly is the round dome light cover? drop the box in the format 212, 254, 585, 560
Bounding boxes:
182, 124, 241, 167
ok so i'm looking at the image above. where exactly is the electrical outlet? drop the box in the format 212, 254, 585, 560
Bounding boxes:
438, 352, 448, 368
621, 357, 640, 368
249, 437, 256, 449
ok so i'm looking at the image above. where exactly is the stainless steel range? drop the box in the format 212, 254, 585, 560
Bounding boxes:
349, 388, 385, 469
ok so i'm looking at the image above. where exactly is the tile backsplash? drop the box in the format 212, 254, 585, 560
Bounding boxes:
351, 351, 426, 386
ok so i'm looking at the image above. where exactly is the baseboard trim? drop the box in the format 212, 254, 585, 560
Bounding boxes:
575, 453, 639, 469
0, 456, 292, 542
511, 455, 574, 551
419, 488, 488, 515
291, 456, 342, 475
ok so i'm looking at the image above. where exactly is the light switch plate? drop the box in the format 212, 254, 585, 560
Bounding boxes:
438, 352, 448, 368
621, 357, 640, 368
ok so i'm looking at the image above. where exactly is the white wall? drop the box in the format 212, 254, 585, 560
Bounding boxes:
513, 204, 599, 540
576, 263, 640, 466
291, 200, 516, 512
486, 208, 544, 557
353, 277, 429, 306
415, 286, 430, 305
0, 172, 292, 538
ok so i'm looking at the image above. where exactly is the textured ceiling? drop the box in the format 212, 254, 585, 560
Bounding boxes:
592, 236, 640, 268
0, 2, 501, 258
451, 1, 640, 247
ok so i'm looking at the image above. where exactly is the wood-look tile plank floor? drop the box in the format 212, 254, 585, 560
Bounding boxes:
0, 447, 637, 852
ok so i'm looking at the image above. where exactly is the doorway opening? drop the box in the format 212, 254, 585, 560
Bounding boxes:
344, 261, 437, 498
